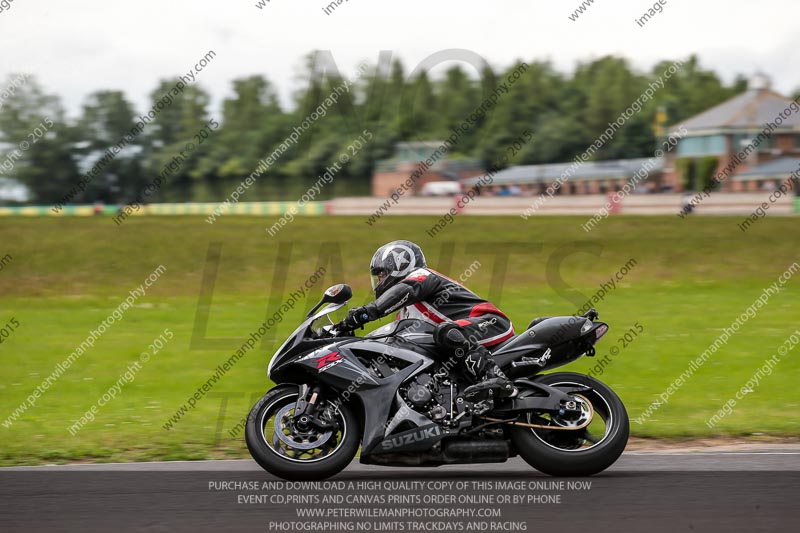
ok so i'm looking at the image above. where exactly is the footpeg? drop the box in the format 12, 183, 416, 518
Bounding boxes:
464, 379, 518, 399
511, 356, 546, 370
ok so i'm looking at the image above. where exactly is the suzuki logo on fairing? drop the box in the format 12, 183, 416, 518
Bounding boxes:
381, 426, 441, 450
315, 351, 343, 371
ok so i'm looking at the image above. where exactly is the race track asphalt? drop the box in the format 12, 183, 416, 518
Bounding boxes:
2, 448, 799, 532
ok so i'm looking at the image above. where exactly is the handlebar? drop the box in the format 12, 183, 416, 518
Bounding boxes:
332, 311, 370, 334
328, 320, 356, 337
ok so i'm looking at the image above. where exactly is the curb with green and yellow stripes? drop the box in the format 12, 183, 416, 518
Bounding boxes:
2, 198, 799, 216
0, 202, 328, 217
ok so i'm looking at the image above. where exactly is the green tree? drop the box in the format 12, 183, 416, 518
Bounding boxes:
522, 113, 593, 164
399, 70, 438, 140
78, 90, 145, 202
203, 75, 285, 183
652, 55, 744, 127
479, 61, 564, 164
0, 75, 77, 203
572, 56, 649, 157
435, 65, 480, 151
143, 80, 212, 199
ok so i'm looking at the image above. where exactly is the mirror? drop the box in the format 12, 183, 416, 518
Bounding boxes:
306, 284, 352, 317
323, 284, 352, 303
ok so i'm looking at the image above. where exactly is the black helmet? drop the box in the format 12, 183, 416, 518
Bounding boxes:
370, 240, 426, 298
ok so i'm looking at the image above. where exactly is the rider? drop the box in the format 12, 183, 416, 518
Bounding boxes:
341, 240, 516, 397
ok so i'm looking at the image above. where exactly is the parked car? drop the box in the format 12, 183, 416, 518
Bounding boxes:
420, 181, 462, 196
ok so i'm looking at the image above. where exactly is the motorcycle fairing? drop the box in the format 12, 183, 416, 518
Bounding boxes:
290, 336, 438, 456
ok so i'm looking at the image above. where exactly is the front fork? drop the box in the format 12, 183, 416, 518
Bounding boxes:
292, 384, 336, 431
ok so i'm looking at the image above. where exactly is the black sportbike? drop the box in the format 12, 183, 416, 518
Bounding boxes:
245, 284, 629, 480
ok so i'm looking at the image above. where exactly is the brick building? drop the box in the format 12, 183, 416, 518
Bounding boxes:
461, 157, 665, 195
371, 141, 484, 197
664, 74, 800, 192
372, 75, 799, 198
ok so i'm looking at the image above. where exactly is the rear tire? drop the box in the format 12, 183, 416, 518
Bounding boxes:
245, 385, 360, 481
510, 372, 628, 476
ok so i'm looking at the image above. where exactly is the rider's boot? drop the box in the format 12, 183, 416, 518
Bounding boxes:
462, 345, 517, 399
433, 323, 517, 399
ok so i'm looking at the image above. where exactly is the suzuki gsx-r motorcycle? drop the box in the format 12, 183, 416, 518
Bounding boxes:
245, 284, 629, 480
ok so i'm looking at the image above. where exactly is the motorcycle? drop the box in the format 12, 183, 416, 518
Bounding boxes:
245, 284, 629, 480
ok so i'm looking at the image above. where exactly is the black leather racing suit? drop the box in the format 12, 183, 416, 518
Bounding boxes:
362, 267, 515, 349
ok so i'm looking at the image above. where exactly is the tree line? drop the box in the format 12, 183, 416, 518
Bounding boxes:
0, 52, 757, 205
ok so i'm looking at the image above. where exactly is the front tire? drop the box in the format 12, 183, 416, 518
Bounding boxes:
510, 372, 629, 476
245, 385, 360, 481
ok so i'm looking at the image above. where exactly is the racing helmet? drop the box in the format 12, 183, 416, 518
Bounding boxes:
369, 240, 426, 298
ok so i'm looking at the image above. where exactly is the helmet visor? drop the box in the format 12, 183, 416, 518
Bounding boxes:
370, 270, 388, 293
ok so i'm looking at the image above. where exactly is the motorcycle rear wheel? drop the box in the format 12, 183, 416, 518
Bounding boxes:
510, 372, 629, 476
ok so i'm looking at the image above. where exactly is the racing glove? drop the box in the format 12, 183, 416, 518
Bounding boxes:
342, 304, 379, 329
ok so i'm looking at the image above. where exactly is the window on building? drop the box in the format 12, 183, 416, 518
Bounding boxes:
677, 135, 727, 157
732, 132, 775, 152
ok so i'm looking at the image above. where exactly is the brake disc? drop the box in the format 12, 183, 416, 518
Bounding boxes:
273, 404, 333, 450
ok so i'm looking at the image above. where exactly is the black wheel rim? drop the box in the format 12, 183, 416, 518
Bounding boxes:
259, 393, 347, 463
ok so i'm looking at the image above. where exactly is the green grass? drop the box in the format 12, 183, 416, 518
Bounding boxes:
0, 215, 798, 465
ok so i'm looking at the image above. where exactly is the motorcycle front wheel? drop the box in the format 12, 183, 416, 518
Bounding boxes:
509, 372, 629, 476
245, 385, 360, 481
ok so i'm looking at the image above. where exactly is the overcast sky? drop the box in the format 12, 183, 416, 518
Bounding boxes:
2, 0, 798, 118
